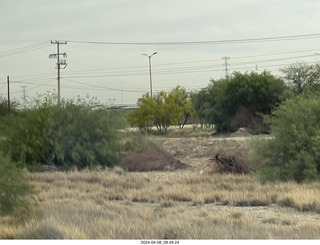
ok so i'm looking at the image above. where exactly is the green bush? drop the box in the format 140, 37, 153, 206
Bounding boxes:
45, 102, 126, 169
0, 94, 128, 170
0, 105, 51, 169
192, 71, 289, 133
251, 93, 320, 182
0, 152, 34, 215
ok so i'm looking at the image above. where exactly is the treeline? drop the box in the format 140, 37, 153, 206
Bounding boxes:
1, 61, 320, 215
127, 61, 320, 183
128, 61, 320, 135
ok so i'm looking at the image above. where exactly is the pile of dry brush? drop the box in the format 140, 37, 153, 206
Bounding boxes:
121, 142, 188, 172
211, 149, 253, 174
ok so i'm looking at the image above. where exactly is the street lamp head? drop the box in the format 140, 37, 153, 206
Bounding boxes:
142, 52, 157, 58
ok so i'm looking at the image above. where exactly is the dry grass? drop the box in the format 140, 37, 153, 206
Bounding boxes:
2, 168, 320, 239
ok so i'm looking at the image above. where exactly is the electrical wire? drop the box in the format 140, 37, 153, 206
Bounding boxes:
66, 33, 320, 46
3, 38, 320, 97
59, 53, 317, 79
0, 42, 50, 58
64, 78, 147, 93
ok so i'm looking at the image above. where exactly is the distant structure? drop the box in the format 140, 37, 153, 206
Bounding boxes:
49, 40, 67, 104
110, 104, 138, 110
222, 57, 230, 78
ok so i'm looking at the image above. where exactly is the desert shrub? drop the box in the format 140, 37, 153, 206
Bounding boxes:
0, 94, 128, 170
251, 92, 320, 182
0, 152, 34, 215
0, 96, 19, 117
0, 104, 52, 169
45, 101, 126, 169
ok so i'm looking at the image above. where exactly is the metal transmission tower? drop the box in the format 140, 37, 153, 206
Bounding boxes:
21, 85, 27, 102
49, 40, 67, 104
222, 57, 230, 78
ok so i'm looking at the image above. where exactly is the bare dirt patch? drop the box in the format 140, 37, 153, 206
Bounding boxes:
153, 133, 252, 174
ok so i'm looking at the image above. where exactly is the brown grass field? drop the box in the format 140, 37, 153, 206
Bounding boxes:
1, 129, 320, 239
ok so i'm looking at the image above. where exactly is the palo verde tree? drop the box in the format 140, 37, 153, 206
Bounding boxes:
126, 93, 156, 132
127, 86, 195, 134
171, 86, 195, 129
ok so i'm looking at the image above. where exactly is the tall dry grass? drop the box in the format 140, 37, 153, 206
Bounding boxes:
2, 169, 320, 239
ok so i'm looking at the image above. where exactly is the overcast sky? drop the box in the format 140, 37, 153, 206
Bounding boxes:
1, 0, 320, 105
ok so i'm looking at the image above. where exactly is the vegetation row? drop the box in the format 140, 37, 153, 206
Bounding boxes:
1, 61, 320, 215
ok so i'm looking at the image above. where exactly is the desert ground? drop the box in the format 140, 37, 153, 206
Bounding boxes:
1, 128, 320, 239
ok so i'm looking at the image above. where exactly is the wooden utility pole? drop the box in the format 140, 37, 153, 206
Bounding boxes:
49, 41, 67, 105
7, 76, 10, 113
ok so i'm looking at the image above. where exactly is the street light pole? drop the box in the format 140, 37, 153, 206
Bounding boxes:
142, 52, 157, 97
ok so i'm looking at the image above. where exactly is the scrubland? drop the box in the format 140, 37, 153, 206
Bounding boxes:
1, 167, 320, 239
1, 133, 320, 239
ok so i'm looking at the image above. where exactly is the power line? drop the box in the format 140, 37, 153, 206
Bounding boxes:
3, 40, 320, 100
60, 53, 317, 79
55, 49, 320, 78
0, 42, 50, 58
66, 33, 320, 46
0, 82, 6, 90
231, 48, 320, 60
64, 78, 147, 93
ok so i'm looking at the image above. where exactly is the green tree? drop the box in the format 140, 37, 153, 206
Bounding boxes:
171, 86, 195, 128
251, 93, 320, 183
126, 93, 156, 132
193, 71, 289, 133
280, 61, 320, 94
127, 86, 195, 134
190, 88, 208, 128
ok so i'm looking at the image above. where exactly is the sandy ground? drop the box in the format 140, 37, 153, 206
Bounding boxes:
154, 134, 252, 173
146, 133, 320, 227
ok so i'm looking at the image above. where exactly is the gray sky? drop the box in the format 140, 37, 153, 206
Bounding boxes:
1, 0, 320, 105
